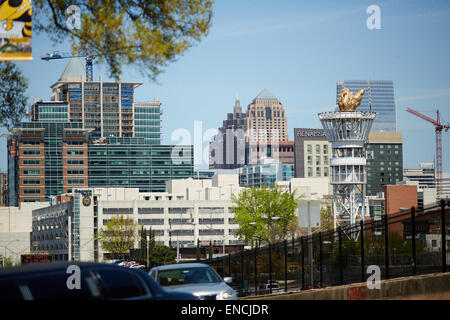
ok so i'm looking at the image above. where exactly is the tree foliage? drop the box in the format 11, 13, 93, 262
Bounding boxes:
231, 186, 299, 244
34, 0, 214, 80
320, 206, 333, 231
138, 226, 175, 267
0, 62, 28, 131
97, 215, 138, 259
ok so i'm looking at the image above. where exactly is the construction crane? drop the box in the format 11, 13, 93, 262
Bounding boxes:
41, 44, 94, 81
406, 107, 449, 197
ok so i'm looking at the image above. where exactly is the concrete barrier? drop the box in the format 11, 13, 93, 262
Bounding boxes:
240, 272, 450, 300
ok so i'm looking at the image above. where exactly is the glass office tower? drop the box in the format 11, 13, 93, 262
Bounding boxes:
337, 80, 397, 132
7, 124, 193, 205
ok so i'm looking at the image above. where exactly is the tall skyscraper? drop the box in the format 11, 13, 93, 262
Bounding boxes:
246, 89, 288, 142
7, 58, 192, 206
209, 98, 247, 169
337, 80, 397, 132
366, 132, 403, 196
43, 57, 163, 142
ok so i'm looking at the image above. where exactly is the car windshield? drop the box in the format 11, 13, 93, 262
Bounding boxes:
157, 267, 222, 286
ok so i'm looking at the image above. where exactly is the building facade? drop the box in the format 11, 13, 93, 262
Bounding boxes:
247, 140, 294, 165
7, 122, 193, 206
7, 57, 191, 206
246, 89, 288, 142
293, 128, 331, 178
209, 98, 247, 169
403, 162, 436, 190
239, 159, 294, 188
366, 132, 403, 197
337, 80, 397, 132
31, 176, 245, 262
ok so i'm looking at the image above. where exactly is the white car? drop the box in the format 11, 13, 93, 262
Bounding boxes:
149, 263, 238, 300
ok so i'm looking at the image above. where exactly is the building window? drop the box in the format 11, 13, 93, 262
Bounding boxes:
24, 189, 40, 194
68, 179, 84, 185
23, 169, 40, 175
138, 208, 164, 214
23, 159, 40, 165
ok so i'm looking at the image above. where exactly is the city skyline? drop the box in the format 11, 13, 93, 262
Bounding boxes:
1, 0, 450, 172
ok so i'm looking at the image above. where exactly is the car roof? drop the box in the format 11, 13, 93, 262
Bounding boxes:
150, 263, 210, 272
0, 262, 123, 277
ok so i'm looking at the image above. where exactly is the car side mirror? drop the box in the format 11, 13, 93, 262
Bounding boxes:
223, 277, 232, 284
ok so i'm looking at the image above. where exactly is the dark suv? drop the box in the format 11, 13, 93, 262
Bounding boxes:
0, 262, 198, 300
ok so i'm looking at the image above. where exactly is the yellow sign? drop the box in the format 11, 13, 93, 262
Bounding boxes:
0, 0, 32, 61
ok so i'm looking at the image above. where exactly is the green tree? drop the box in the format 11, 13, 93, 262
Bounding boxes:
320, 206, 334, 231
0, 62, 28, 130
0, 256, 15, 267
34, 0, 213, 80
139, 225, 147, 264
209, 241, 213, 259
231, 186, 299, 244
149, 245, 176, 267
97, 215, 138, 259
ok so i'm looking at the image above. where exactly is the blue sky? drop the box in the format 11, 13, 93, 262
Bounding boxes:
2, 0, 450, 172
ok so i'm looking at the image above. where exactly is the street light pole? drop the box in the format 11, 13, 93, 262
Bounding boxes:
308, 199, 313, 287
147, 233, 150, 268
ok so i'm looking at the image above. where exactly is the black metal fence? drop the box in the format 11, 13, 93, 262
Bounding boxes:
202, 200, 450, 296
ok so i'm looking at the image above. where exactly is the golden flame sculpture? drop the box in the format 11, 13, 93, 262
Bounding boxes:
338, 87, 366, 112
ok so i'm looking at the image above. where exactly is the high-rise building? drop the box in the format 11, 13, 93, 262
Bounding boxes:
293, 128, 331, 178
337, 80, 397, 132
246, 89, 288, 142
7, 122, 193, 206
366, 132, 403, 197
209, 99, 247, 169
7, 58, 191, 206
44, 57, 162, 142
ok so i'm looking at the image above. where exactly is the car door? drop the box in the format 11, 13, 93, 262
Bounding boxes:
0, 269, 104, 300
93, 268, 154, 300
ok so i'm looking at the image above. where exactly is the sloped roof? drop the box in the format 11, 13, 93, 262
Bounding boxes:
59, 57, 86, 82
255, 88, 278, 100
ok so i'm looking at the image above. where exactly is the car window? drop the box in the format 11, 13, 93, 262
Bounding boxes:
95, 269, 148, 299
0, 280, 28, 300
16, 270, 102, 300
157, 267, 221, 286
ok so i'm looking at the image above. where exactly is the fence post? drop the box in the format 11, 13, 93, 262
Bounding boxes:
301, 237, 305, 290
338, 226, 343, 285
269, 243, 272, 294
384, 213, 389, 280
360, 220, 365, 283
254, 246, 258, 295
241, 249, 244, 296
228, 252, 231, 278
319, 233, 323, 288
441, 200, 448, 273
411, 206, 416, 276
284, 239, 288, 293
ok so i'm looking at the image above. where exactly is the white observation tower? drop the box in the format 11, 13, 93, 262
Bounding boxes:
318, 87, 376, 231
